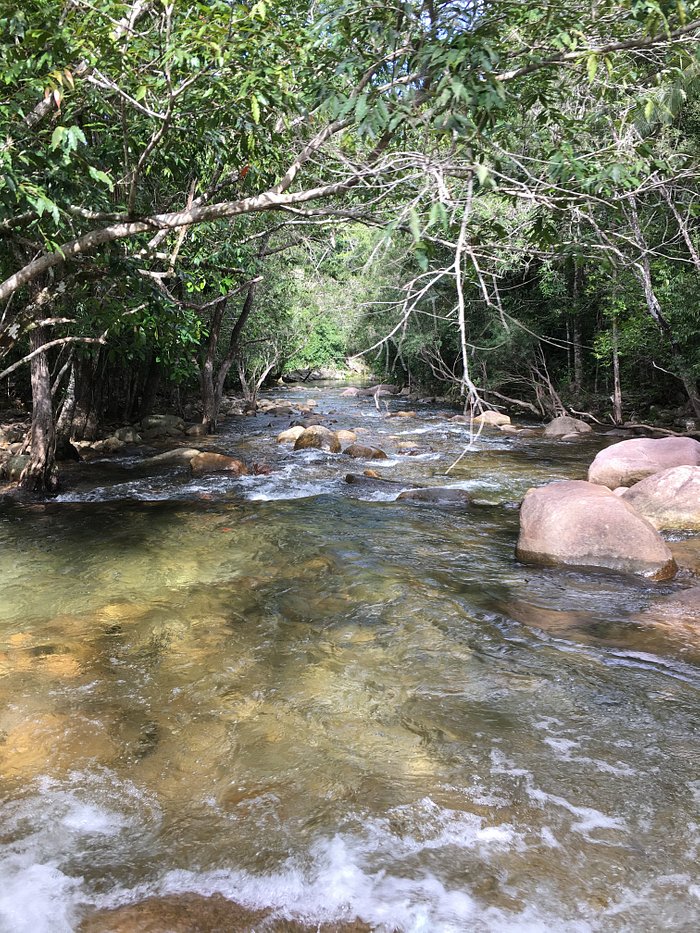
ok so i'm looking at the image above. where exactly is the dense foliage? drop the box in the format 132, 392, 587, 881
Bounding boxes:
1, 1, 699, 488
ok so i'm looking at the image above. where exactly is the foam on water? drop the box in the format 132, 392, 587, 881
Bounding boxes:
88, 799, 592, 933
0, 775, 144, 933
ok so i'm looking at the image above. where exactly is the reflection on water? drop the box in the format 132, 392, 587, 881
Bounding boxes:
0, 388, 698, 932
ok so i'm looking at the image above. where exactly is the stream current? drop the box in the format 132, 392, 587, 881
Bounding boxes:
0, 386, 698, 932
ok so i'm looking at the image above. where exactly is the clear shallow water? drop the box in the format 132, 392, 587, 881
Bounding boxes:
0, 388, 699, 932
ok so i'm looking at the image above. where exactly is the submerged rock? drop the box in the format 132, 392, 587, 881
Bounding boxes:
341, 387, 362, 397
397, 486, 472, 504
190, 452, 248, 477
80, 893, 371, 932
588, 436, 700, 488
516, 479, 676, 580
621, 465, 700, 531
543, 415, 592, 437
293, 426, 340, 453
343, 443, 388, 460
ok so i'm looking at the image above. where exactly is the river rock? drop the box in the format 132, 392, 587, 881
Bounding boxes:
388, 410, 417, 419
343, 443, 388, 459
398, 486, 472, 504
142, 448, 201, 467
341, 387, 362, 397
277, 425, 306, 443
499, 424, 520, 435
140, 414, 185, 435
516, 480, 677, 580
185, 423, 209, 437
190, 452, 247, 477
293, 425, 341, 453
620, 465, 700, 531
475, 410, 511, 427
0, 423, 26, 446
336, 429, 357, 446
1, 454, 29, 481
543, 415, 592, 437
115, 426, 142, 443
588, 436, 700, 488
93, 436, 126, 454
79, 892, 371, 932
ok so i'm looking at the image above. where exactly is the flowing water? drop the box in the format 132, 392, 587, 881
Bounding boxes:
0, 387, 698, 932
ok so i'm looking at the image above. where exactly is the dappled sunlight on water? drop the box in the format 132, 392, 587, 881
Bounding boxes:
0, 387, 699, 931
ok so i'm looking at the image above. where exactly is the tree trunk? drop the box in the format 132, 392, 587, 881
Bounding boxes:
611, 316, 623, 424
20, 326, 58, 493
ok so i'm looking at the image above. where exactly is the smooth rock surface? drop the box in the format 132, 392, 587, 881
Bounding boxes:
474, 410, 511, 427
343, 443, 388, 460
190, 453, 247, 477
621, 465, 700, 530
516, 480, 676, 580
293, 426, 341, 453
543, 415, 592, 437
588, 436, 700, 488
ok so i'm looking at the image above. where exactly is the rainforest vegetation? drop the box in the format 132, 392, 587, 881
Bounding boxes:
1, 0, 699, 491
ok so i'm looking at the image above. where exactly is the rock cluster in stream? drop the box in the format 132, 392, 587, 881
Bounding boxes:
517, 436, 700, 580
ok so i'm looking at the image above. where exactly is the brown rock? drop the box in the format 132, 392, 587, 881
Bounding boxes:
189, 453, 248, 477
79, 893, 370, 932
185, 424, 209, 437
516, 480, 676, 580
388, 410, 417, 419
277, 425, 306, 444
340, 387, 362, 397
543, 415, 592, 437
335, 429, 357, 446
293, 425, 340, 453
621, 465, 700, 530
475, 410, 511, 427
343, 443, 388, 460
588, 436, 700, 488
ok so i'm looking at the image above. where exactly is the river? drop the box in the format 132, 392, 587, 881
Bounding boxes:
0, 386, 698, 932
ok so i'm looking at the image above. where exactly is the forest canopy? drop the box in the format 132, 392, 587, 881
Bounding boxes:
1, 0, 699, 489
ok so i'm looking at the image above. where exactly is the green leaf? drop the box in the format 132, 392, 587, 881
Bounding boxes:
251, 95, 261, 124
586, 54, 597, 83
88, 166, 114, 191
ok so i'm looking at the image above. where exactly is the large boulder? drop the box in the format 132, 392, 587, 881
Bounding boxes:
189, 452, 247, 477
543, 415, 592, 437
516, 480, 676, 580
621, 465, 700, 531
336, 429, 357, 446
293, 425, 341, 453
343, 443, 388, 460
588, 436, 700, 488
